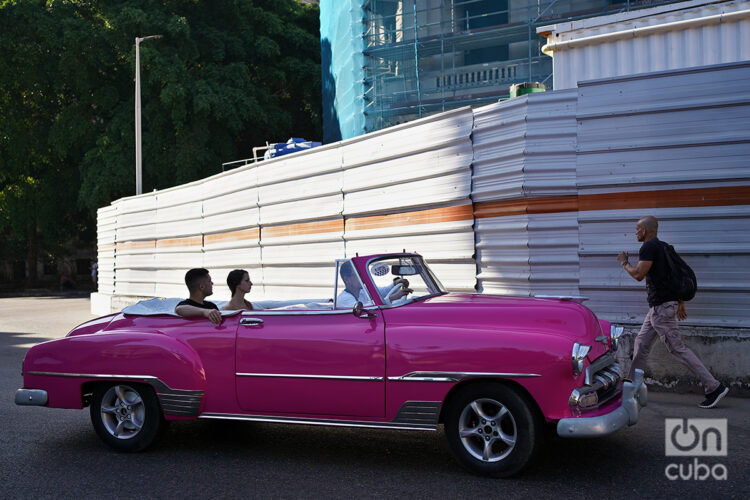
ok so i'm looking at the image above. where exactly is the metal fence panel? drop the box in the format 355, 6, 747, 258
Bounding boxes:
98, 106, 476, 306
340, 108, 476, 291
96, 205, 117, 294
472, 90, 578, 296
576, 62, 750, 326
539, 0, 750, 90
472, 98, 530, 203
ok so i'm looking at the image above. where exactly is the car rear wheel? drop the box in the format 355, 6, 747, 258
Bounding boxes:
90, 383, 164, 452
444, 383, 543, 477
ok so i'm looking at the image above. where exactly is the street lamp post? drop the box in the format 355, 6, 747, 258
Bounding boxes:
135, 35, 162, 195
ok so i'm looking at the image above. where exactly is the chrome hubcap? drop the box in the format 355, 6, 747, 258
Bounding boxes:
99, 385, 145, 439
458, 398, 516, 462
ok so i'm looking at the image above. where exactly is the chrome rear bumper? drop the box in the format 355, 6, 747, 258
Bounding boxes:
556, 368, 647, 438
15, 389, 48, 406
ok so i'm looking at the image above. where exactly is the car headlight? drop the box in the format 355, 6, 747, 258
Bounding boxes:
569, 387, 599, 410
610, 325, 624, 352
572, 342, 591, 376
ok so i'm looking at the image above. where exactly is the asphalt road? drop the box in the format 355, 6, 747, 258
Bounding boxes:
2, 296, 748, 499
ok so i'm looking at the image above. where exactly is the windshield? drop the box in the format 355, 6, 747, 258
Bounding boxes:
367, 255, 445, 305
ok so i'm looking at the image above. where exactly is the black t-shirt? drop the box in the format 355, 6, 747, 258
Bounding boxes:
177, 299, 218, 310
639, 237, 675, 307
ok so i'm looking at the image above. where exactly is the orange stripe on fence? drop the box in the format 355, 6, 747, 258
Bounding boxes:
156, 236, 203, 248
204, 228, 260, 245
263, 219, 344, 238
116, 240, 156, 251
578, 186, 750, 211
346, 204, 474, 231
474, 196, 578, 218
109, 186, 750, 248
474, 186, 750, 219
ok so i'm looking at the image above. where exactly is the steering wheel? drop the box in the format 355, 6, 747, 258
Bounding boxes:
382, 282, 407, 305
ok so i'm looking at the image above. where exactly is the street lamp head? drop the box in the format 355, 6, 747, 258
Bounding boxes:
136, 34, 163, 43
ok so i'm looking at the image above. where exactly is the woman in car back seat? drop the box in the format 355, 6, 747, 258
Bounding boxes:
223, 269, 254, 310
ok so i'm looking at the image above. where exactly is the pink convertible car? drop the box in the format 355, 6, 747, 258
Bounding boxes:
16, 253, 646, 477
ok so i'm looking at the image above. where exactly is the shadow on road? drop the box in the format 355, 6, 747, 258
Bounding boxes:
0, 331, 62, 352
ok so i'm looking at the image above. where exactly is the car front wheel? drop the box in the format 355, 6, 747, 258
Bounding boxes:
90, 383, 165, 452
444, 383, 543, 477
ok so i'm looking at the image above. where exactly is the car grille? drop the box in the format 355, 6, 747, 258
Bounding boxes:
584, 353, 622, 407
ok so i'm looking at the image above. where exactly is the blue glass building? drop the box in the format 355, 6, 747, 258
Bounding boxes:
320, 0, 682, 143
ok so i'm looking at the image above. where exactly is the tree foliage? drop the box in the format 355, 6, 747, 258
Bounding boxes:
0, 0, 321, 283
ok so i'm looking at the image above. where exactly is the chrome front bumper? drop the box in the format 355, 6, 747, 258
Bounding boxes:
15, 389, 48, 406
556, 368, 647, 438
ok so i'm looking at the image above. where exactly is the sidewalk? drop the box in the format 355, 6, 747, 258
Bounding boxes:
0, 288, 94, 298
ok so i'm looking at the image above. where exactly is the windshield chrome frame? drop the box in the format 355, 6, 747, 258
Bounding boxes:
333, 258, 373, 309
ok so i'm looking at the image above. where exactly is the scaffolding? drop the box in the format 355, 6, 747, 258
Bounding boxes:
358, 0, 682, 133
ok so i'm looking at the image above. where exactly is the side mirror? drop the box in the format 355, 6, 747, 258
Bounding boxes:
353, 301, 375, 319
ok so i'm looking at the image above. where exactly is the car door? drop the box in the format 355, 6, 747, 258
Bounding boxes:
235, 309, 385, 417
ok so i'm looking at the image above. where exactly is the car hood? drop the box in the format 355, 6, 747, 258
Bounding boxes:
410, 293, 606, 346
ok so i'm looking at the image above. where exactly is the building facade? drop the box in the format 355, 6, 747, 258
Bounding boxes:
320, 0, 685, 142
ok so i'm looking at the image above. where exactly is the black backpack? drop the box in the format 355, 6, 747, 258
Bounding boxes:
661, 242, 697, 301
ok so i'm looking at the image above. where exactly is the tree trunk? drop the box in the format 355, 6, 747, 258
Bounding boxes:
26, 225, 38, 287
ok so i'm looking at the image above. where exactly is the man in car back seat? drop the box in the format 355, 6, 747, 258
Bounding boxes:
175, 268, 222, 325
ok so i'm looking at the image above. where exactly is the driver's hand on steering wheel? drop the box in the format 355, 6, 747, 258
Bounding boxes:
393, 277, 409, 288
392, 278, 412, 299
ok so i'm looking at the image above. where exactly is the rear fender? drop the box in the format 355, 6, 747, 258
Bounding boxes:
22, 331, 206, 418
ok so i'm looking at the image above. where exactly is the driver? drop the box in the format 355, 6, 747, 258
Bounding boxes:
336, 262, 412, 309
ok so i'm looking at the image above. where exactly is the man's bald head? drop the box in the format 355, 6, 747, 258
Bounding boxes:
636, 216, 658, 242
638, 216, 658, 233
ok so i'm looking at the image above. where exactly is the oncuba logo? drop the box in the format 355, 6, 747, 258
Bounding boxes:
665, 418, 728, 481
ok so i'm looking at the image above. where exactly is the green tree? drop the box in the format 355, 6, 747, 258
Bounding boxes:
0, 0, 321, 285
0, 0, 105, 283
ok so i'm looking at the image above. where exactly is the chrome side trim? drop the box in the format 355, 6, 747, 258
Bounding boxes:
26, 371, 203, 417
198, 413, 437, 431
29, 371, 166, 385
387, 371, 541, 382
240, 310, 354, 316
236, 373, 384, 381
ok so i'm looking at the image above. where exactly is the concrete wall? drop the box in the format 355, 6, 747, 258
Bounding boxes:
616, 327, 750, 396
